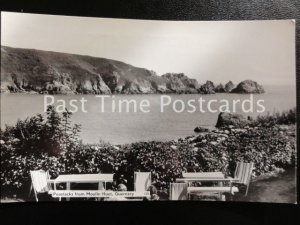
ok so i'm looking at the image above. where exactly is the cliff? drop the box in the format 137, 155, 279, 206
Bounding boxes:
1, 46, 201, 94
1, 46, 264, 95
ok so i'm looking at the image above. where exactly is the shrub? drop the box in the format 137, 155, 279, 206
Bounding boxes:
254, 107, 296, 127
224, 126, 296, 176
0, 106, 81, 156
0, 142, 63, 197
0, 108, 296, 200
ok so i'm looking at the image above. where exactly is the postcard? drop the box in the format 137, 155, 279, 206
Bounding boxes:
0, 12, 296, 203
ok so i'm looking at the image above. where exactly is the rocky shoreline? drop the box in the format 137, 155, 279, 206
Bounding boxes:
1, 46, 264, 95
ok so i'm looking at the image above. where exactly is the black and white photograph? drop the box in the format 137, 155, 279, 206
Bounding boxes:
0, 12, 297, 203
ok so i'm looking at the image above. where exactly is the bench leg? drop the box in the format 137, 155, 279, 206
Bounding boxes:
245, 184, 250, 196
97, 182, 104, 201
28, 184, 33, 199
34, 190, 38, 202
66, 182, 70, 201
218, 181, 223, 200
221, 194, 226, 201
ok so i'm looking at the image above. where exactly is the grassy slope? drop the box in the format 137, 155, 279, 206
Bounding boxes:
233, 168, 296, 203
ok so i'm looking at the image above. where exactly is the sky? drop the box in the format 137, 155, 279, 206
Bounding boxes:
1, 12, 296, 86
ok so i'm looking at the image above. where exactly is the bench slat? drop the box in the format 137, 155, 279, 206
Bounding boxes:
188, 186, 239, 193
176, 178, 239, 182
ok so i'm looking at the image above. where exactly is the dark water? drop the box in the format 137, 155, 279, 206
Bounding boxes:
1, 85, 296, 144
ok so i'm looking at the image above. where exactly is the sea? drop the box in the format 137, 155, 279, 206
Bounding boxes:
0, 85, 296, 145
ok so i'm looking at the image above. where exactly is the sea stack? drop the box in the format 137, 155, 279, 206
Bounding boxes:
231, 80, 264, 94
199, 80, 215, 94
224, 81, 235, 93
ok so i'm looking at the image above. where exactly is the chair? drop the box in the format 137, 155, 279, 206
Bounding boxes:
169, 183, 188, 200
180, 162, 254, 198
28, 170, 55, 202
134, 172, 151, 192
231, 162, 254, 196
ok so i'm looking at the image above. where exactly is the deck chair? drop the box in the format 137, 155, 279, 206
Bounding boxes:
180, 162, 254, 198
134, 172, 151, 192
188, 162, 254, 196
231, 162, 254, 196
169, 183, 188, 200
29, 170, 55, 202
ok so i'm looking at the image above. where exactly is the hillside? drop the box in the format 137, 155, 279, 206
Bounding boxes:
1, 46, 264, 94
1, 46, 202, 94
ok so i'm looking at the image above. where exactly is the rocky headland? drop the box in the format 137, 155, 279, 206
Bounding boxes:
1, 46, 264, 94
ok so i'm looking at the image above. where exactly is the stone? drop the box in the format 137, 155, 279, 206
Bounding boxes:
194, 126, 209, 133
188, 137, 196, 142
170, 145, 177, 150
216, 112, 251, 128
113, 146, 120, 150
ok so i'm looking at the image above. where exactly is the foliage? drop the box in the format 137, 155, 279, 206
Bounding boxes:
253, 107, 296, 127
0, 108, 296, 200
0, 106, 81, 156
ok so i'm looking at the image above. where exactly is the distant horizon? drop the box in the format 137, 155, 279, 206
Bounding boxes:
1, 12, 296, 86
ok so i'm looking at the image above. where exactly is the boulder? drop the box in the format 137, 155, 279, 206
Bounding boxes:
194, 126, 209, 133
231, 80, 264, 94
216, 112, 251, 128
